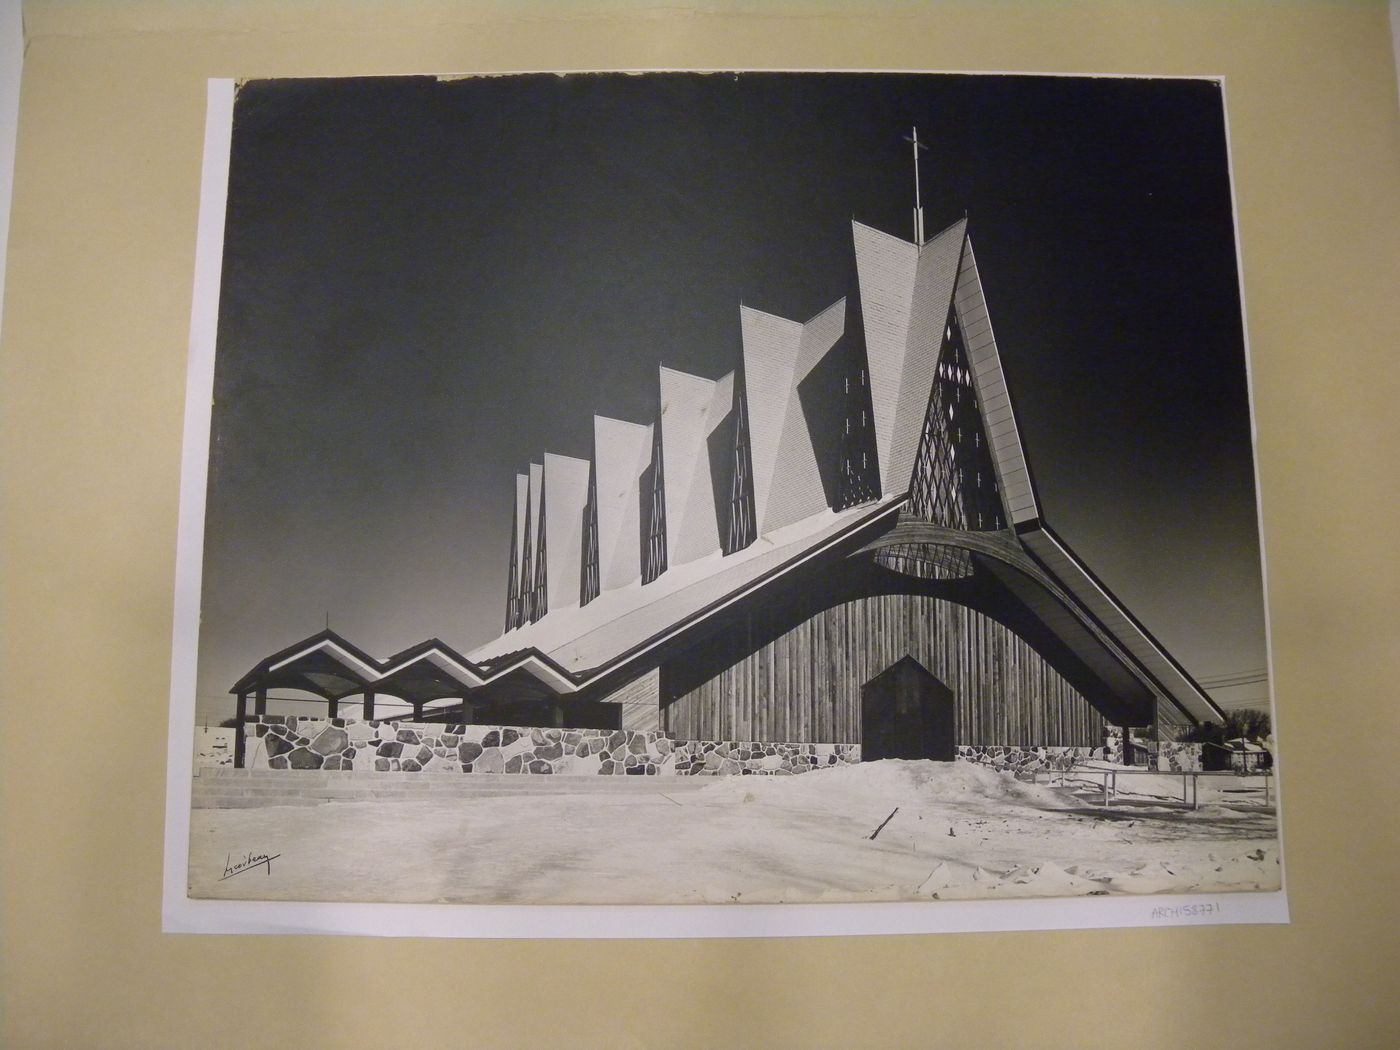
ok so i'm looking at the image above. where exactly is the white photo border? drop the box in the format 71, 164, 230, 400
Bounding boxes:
162, 75, 1289, 938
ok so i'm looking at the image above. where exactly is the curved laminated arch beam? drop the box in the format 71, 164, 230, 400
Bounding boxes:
853, 518, 1223, 726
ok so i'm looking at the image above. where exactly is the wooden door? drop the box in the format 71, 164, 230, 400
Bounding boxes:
860, 655, 955, 761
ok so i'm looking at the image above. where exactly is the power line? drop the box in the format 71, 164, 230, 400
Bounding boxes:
1200, 673, 1270, 686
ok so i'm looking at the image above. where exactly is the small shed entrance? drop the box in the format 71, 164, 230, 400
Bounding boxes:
860, 655, 955, 761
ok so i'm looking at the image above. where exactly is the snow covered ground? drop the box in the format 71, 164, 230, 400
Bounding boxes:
187, 761, 1281, 905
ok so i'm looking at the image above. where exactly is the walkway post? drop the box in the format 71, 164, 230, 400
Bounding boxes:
363, 689, 375, 721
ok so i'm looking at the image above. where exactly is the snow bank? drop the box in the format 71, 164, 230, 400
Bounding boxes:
696, 758, 1075, 810
190, 759, 1281, 905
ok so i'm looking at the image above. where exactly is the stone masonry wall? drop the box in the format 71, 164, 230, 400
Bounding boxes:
1156, 742, 1205, 772
669, 739, 857, 775
243, 717, 859, 776
955, 741, 1209, 774
955, 744, 1106, 774
246, 717, 1199, 778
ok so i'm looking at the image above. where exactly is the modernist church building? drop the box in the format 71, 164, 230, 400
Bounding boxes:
230, 184, 1225, 766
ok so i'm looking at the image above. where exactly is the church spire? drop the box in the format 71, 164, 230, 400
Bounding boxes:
904, 126, 929, 246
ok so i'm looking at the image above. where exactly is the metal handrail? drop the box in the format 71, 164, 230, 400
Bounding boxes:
1030, 764, 1273, 809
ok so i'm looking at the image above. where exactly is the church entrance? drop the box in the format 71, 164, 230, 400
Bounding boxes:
860, 656, 955, 761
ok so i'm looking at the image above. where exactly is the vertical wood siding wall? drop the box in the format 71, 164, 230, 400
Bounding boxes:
662, 594, 1105, 747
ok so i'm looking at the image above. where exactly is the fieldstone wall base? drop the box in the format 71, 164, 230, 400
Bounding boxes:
243, 718, 1164, 778
668, 740, 857, 775
244, 717, 860, 776
1102, 726, 1122, 765
955, 744, 1106, 774
1156, 742, 1205, 772
956, 740, 1210, 774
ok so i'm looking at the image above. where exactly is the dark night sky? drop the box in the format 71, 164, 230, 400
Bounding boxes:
195, 72, 1269, 719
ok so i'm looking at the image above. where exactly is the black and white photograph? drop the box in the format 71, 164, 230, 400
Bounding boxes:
172, 70, 1281, 920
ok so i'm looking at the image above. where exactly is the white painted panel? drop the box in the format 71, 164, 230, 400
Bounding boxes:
853, 218, 964, 498
543, 452, 591, 614
739, 306, 805, 534
659, 367, 720, 567
593, 416, 652, 590
852, 220, 919, 489
764, 298, 845, 533
674, 372, 735, 565
527, 461, 544, 606
511, 472, 529, 615
885, 219, 964, 494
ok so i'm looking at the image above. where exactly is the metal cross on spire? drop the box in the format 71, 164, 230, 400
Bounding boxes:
904, 126, 929, 246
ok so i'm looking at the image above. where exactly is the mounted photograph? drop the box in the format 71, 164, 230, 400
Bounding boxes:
168, 71, 1281, 923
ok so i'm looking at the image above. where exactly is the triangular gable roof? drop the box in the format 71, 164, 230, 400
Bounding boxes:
853, 217, 966, 496
232, 629, 380, 695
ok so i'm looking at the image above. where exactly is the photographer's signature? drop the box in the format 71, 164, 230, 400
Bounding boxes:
221, 850, 281, 881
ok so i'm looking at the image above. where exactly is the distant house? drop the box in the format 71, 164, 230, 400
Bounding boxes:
1223, 738, 1272, 772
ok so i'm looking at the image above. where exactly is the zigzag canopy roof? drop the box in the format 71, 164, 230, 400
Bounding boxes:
231, 629, 577, 701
